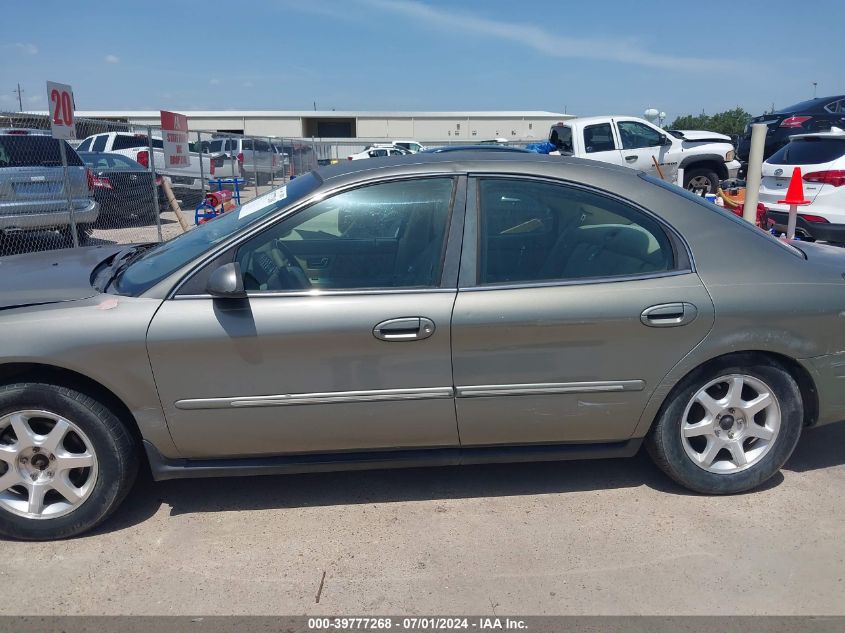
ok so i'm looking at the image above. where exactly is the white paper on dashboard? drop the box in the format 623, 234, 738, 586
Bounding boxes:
238, 186, 288, 219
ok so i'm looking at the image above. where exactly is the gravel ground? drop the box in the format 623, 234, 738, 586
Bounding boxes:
0, 422, 843, 615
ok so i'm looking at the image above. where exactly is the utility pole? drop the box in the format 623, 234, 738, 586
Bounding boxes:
13, 83, 23, 111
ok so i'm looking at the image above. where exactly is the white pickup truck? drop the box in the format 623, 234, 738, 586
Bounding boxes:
548, 116, 740, 193
77, 132, 224, 199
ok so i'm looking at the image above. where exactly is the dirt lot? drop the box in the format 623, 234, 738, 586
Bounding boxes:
0, 422, 843, 615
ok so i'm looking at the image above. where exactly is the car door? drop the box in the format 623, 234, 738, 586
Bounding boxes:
452, 176, 714, 446
146, 175, 465, 458
580, 122, 625, 167
615, 119, 674, 181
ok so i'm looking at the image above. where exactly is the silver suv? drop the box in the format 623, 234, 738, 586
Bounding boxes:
0, 130, 99, 244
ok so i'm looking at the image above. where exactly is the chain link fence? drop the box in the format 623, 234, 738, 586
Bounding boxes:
0, 112, 320, 257
0, 111, 535, 257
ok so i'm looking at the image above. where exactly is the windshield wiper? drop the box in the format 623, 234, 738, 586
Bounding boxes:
98, 244, 156, 292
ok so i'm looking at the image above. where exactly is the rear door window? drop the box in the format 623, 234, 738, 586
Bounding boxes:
0, 136, 83, 167
92, 135, 108, 152
76, 137, 93, 151
768, 139, 845, 165
583, 123, 616, 153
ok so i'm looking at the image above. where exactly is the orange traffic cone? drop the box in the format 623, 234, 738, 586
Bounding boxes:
778, 166, 811, 206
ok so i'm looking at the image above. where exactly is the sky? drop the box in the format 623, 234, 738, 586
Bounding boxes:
1, 0, 842, 122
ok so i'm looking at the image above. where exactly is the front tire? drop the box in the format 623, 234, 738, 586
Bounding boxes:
683, 167, 720, 194
0, 383, 138, 540
646, 360, 802, 494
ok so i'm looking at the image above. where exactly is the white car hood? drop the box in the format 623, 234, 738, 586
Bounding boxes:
673, 129, 732, 142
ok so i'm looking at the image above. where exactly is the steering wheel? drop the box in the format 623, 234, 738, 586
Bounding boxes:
272, 239, 311, 289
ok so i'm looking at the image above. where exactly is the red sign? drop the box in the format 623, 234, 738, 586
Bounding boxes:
160, 110, 189, 167
47, 81, 75, 140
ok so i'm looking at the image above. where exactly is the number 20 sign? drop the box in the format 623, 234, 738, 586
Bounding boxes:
46, 81, 76, 140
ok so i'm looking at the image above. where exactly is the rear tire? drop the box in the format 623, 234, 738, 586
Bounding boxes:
646, 360, 802, 494
683, 167, 720, 194
0, 383, 138, 540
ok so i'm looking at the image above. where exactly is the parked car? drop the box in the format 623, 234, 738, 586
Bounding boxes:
347, 145, 408, 160
0, 152, 843, 540
77, 132, 223, 202
548, 116, 740, 193
0, 129, 98, 245
78, 152, 160, 226
760, 129, 845, 242
737, 95, 845, 172
204, 137, 275, 184
421, 144, 531, 153
392, 140, 426, 153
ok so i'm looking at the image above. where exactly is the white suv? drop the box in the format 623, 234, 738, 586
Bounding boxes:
760, 128, 845, 242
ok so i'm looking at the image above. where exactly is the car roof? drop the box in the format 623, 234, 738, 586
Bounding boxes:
422, 144, 531, 153
788, 127, 845, 141
775, 96, 845, 114
315, 152, 635, 185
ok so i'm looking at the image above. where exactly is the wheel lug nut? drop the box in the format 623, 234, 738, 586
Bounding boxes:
19, 457, 28, 464
46, 471, 54, 478
728, 432, 735, 439
30, 473, 38, 481
32, 447, 40, 454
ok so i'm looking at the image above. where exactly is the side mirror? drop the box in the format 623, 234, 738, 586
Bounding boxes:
206, 262, 246, 298
659, 135, 672, 147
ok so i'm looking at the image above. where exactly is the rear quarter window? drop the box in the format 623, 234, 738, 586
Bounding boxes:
768, 138, 845, 165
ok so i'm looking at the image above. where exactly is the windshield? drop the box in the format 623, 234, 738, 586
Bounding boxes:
112, 172, 323, 295
640, 174, 804, 258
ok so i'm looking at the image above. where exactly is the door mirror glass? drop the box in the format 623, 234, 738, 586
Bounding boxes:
206, 262, 246, 298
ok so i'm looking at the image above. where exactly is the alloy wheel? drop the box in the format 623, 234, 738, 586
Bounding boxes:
0, 410, 98, 519
680, 374, 781, 474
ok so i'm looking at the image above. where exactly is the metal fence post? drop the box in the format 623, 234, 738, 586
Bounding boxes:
268, 136, 275, 189
197, 130, 206, 201
58, 140, 79, 248
147, 126, 164, 242
251, 137, 259, 200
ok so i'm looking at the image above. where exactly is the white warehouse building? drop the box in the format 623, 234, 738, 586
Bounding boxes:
73, 110, 573, 143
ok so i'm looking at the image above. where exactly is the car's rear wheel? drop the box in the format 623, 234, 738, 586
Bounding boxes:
683, 167, 720, 194
646, 361, 802, 494
0, 383, 138, 540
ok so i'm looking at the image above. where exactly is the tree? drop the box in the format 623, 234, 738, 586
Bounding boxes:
668, 107, 752, 137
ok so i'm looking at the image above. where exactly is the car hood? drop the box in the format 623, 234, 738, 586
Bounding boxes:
672, 129, 733, 143
0, 245, 123, 310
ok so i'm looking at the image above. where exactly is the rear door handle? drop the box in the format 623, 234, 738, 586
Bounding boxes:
373, 317, 435, 341
640, 303, 697, 327
625, 155, 638, 162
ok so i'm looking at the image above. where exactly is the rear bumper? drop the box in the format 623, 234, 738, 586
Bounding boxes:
765, 209, 845, 242
0, 199, 100, 230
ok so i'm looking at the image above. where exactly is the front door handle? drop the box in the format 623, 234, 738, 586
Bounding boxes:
373, 317, 435, 341
640, 303, 697, 327
625, 155, 638, 162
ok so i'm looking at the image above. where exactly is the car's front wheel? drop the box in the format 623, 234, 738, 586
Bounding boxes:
0, 383, 138, 540
646, 360, 802, 494
683, 167, 720, 194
